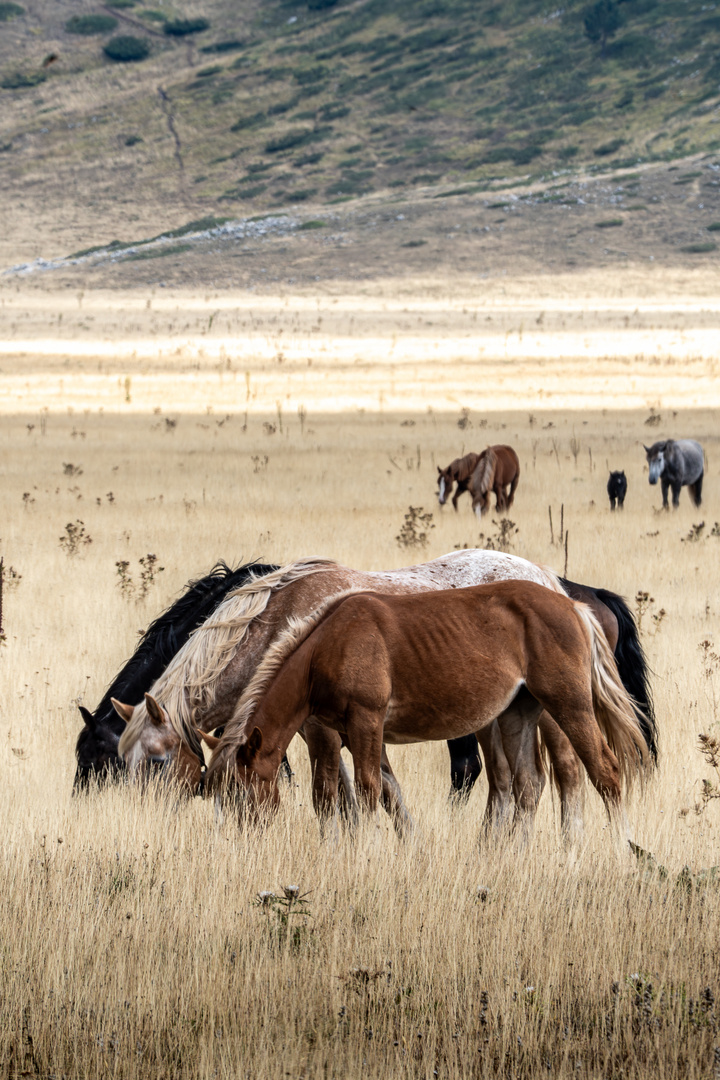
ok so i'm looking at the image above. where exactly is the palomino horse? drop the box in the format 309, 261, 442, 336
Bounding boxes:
115, 553, 655, 839
437, 445, 520, 514
74, 561, 280, 789
468, 445, 520, 519
203, 582, 649, 845
644, 439, 704, 509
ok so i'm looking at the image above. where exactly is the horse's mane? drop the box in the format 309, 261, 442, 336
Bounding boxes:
95, 562, 278, 727
450, 452, 480, 483
207, 588, 364, 780
470, 448, 497, 495
118, 557, 339, 762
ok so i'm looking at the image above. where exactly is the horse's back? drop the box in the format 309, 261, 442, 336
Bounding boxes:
490, 444, 520, 484
674, 439, 704, 481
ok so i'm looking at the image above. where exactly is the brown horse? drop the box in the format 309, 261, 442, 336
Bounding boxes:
437, 452, 481, 511
468, 445, 520, 519
437, 445, 519, 516
203, 581, 648, 844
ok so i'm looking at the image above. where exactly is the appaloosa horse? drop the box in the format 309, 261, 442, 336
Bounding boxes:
202, 582, 649, 846
644, 439, 704, 509
437, 445, 519, 515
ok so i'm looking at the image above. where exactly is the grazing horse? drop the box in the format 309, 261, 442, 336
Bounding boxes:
607, 471, 627, 511
468, 445, 520, 519
644, 439, 704, 509
203, 582, 648, 845
74, 561, 280, 788
115, 553, 655, 840
437, 453, 480, 511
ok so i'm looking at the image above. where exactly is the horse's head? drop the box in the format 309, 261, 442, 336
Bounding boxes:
437, 465, 453, 506
204, 726, 280, 825
113, 694, 203, 794
644, 442, 667, 485
73, 706, 124, 791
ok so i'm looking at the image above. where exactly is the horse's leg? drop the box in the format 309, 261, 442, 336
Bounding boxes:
452, 481, 465, 511
609, 495, 616, 511
538, 710, 585, 845
302, 717, 344, 833
379, 745, 414, 837
495, 688, 545, 844
690, 473, 703, 507
672, 481, 682, 508
447, 734, 483, 799
661, 476, 670, 509
477, 722, 513, 836
345, 706, 385, 814
506, 471, 519, 510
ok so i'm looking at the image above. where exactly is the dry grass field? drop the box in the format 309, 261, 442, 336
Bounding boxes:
1, 277, 720, 1079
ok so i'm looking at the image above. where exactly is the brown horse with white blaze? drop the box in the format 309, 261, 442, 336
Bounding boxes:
205, 581, 648, 842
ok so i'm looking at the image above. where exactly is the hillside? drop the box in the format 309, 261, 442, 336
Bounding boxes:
2, 0, 720, 266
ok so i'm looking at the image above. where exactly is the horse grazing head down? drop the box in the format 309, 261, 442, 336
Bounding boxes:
470, 448, 497, 519
436, 464, 454, 505
644, 441, 669, 485
74, 706, 123, 789
204, 726, 281, 824
113, 694, 204, 794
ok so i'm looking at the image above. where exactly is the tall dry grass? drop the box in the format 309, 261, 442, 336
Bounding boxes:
1, 355, 719, 1076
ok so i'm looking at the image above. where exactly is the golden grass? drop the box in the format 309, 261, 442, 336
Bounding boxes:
1, 281, 719, 1078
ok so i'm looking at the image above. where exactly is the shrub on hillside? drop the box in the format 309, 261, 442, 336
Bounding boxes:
66, 14, 118, 34
1, 70, 46, 88
307, 0, 338, 9
164, 17, 209, 36
103, 35, 150, 61
0, 3, 24, 20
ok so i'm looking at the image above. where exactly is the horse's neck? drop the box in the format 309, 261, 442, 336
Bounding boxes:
195, 569, 361, 729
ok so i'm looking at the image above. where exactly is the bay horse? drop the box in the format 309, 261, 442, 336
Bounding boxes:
644, 439, 704, 509
436, 445, 520, 515
202, 581, 649, 845
468, 445, 520, 519
74, 561, 280, 789
114, 553, 656, 839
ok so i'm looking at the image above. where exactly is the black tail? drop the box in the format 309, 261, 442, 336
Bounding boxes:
561, 579, 658, 762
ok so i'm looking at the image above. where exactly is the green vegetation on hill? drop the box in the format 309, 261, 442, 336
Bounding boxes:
2, 0, 720, 212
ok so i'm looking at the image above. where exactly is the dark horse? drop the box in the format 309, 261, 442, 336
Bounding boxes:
437, 445, 520, 515
644, 439, 704, 509
74, 561, 279, 789
447, 576, 657, 799
607, 471, 627, 511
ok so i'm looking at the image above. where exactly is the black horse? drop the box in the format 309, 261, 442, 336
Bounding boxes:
74, 561, 280, 789
607, 470, 627, 511
447, 577, 657, 796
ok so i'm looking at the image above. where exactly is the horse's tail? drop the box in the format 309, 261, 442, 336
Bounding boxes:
588, 587, 657, 762
574, 604, 650, 792
471, 448, 497, 495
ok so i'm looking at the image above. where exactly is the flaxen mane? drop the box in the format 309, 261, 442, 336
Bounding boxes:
452, 452, 480, 484
471, 447, 497, 496
207, 588, 365, 780
118, 557, 338, 760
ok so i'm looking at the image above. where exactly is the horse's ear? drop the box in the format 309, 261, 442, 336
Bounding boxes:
237, 727, 263, 766
199, 729, 220, 751
144, 693, 165, 727
643, 445, 651, 454
437, 465, 442, 474
78, 705, 95, 730
111, 698, 134, 724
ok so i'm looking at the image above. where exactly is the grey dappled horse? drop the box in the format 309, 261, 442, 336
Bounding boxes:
644, 439, 704, 509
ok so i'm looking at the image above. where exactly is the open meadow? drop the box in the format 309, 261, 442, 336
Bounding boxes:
0, 276, 719, 1079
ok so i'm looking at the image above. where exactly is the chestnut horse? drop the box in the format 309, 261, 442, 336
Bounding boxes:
203, 582, 648, 844
437, 445, 519, 516
468, 445, 520, 519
